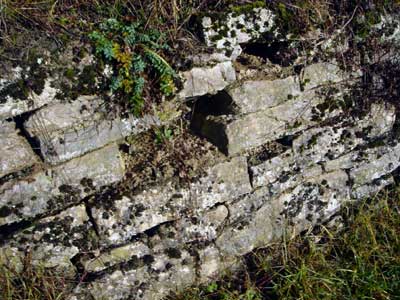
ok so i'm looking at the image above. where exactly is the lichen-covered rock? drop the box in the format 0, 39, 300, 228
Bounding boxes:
25, 96, 160, 164
178, 61, 236, 99
0, 79, 58, 120
0, 205, 95, 274
190, 156, 252, 210
202, 6, 276, 60
0, 121, 39, 178
91, 182, 190, 247
83, 241, 151, 273
251, 103, 395, 189
0, 143, 124, 225
350, 142, 400, 198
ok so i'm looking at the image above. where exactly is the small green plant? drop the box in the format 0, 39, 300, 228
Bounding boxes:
89, 18, 177, 115
154, 125, 174, 144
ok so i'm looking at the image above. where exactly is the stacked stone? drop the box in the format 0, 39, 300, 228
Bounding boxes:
1, 6, 399, 300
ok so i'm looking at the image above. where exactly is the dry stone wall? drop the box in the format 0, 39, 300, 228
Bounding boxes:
1, 6, 400, 300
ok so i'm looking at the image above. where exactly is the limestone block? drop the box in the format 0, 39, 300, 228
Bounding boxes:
0, 143, 124, 225
91, 182, 190, 247
78, 242, 196, 300
25, 96, 160, 164
25, 95, 104, 133
202, 7, 276, 60
226, 76, 301, 114
0, 121, 39, 178
0, 205, 95, 274
217, 170, 349, 257
196, 90, 338, 155
190, 156, 252, 209
83, 242, 150, 273
350, 142, 400, 191
302, 62, 346, 90
178, 61, 236, 99
251, 102, 396, 189
0, 80, 57, 120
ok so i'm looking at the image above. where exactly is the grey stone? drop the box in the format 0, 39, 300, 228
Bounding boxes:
302, 62, 346, 90
0, 79, 58, 120
195, 89, 340, 155
190, 156, 252, 210
83, 242, 150, 273
251, 103, 395, 189
226, 75, 301, 114
350, 142, 400, 192
202, 7, 276, 60
0, 121, 39, 178
0, 143, 124, 225
25, 96, 160, 164
0, 205, 95, 274
178, 61, 236, 99
91, 182, 190, 247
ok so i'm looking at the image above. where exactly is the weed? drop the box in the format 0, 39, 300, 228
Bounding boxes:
0, 252, 75, 300
154, 125, 174, 144
90, 18, 177, 115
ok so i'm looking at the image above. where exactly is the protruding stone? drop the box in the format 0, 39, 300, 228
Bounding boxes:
0, 121, 39, 178
226, 76, 301, 114
178, 61, 236, 99
25, 96, 160, 164
0, 79, 58, 120
195, 90, 340, 155
0, 143, 124, 225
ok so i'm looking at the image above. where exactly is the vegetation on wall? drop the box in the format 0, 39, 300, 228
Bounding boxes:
89, 18, 177, 115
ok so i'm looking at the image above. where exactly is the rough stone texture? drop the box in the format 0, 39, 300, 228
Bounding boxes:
202, 7, 276, 60
0, 79, 58, 120
190, 156, 252, 210
91, 157, 251, 247
83, 241, 151, 273
225, 62, 346, 115
227, 75, 301, 114
0, 205, 95, 274
91, 182, 190, 247
0, 143, 124, 226
0, 121, 39, 178
25, 96, 160, 164
178, 61, 236, 99
194, 89, 341, 155
1, 13, 399, 300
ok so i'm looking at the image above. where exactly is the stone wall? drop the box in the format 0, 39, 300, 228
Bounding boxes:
1, 6, 399, 300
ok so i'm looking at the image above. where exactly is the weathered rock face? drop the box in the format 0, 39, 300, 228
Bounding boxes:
1, 5, 399, 300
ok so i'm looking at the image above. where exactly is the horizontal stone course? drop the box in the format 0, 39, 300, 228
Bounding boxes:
0, 143, 124, 226
0, 204, 95, 274
25, 96, 160, 164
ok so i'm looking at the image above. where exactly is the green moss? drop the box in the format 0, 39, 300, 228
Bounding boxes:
64, 68, 76, 80
231, 1, 265, 15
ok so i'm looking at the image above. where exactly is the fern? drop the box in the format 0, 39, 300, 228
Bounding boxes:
90, 18, 177, 115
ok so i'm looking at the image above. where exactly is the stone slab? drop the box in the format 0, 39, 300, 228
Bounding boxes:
0, 143, 124, 225
0, 121, 39, 178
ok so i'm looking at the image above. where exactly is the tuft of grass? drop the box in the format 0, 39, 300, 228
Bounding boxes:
0, 253, 75, 300
170, 186, 400, 300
